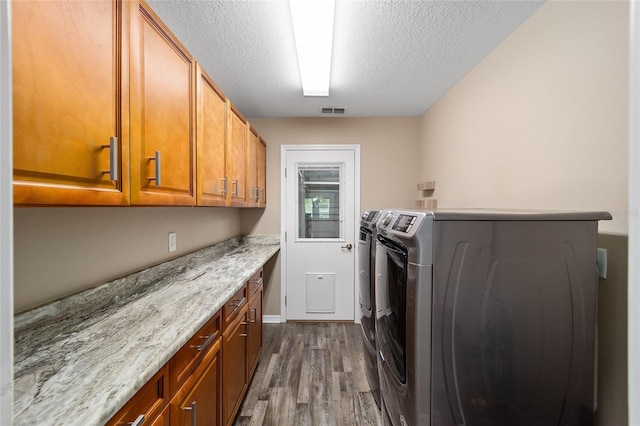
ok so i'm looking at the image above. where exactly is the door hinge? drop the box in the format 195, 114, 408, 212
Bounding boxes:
285, 295, 287, 306
285, 231, 287, 242
284, 167, 287, 178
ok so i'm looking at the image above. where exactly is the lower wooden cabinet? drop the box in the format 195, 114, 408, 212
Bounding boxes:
222, 304, 248, 426
170, 338, 221, 426
107, 271, 265, 426
247, 270, 264, 379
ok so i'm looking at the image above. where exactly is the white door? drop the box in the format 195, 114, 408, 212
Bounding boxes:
282, 145, 360, 321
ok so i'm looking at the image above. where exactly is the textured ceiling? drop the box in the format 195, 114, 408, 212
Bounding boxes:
147, 0, 544, 118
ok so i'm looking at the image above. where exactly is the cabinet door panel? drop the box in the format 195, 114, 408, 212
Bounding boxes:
13, 0, 129, 205
227, 105, 246, 207
222, 310, 248, 425
245, 127, 258, 207
130, 1, 195, 205
257, 138, 267, 207
247, 289, 263, 378
197, 65, 228, 206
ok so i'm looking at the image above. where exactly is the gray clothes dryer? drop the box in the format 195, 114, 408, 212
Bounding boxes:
375, 209, 611, 426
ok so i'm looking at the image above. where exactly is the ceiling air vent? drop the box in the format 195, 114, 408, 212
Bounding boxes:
321, 107, 347, 115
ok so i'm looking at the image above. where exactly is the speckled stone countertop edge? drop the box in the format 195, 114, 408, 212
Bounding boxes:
13, 234, 280, 426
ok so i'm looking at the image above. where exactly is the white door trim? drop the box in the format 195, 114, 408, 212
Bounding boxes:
280, 145, 361, 323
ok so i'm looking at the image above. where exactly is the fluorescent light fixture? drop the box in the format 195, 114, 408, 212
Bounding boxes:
289, 0, 335, 96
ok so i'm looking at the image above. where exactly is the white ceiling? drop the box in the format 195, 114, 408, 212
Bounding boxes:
147, 0, 544, 118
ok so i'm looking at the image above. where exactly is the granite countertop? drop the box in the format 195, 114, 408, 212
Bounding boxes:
13, 234, 280, 426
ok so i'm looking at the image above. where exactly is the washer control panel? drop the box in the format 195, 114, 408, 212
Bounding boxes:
392, 214, 417, 233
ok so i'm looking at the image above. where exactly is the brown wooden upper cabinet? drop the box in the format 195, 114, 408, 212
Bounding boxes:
226, 104, 247, 207
257, 137, 267, 207
129, 0, 196, 206
196, 64, 228, 207
245, 127, 259, 207
12, 0, 130, 205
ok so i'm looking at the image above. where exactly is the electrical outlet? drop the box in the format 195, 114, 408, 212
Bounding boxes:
168, 232, 177, 253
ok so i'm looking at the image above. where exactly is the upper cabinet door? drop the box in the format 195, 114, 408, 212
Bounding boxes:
245, 127, 259, 207
226, 104, 247, 207
257, 137, 267, 207
196, 64, 228, 207
130, 0, 196, 206
12, 0, 130, 205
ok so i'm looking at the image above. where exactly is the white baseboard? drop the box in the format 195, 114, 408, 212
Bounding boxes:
263, 315, 283, 324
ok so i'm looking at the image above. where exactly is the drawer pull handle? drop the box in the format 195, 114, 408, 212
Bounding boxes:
102, 136, 118, 182
127, 414, 144, 426
227, 297, 246, 320
239, 333, 248, 337
220, 176, 228, 196
191, 331, 218, 352
232, 297, 246, 308
232, 179, 239, 197
182, 401, 197, 426
148, 151, 161, 186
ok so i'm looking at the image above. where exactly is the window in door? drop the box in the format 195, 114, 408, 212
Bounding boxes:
297, 163, 344, 240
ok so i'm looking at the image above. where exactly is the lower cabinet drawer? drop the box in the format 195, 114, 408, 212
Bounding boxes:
170, 311, 221, 396
223, 285, 247, 328
247, 268, 263, 299
105, 364, 169, 426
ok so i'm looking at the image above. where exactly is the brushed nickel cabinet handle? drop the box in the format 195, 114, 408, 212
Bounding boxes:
127, 414, 144, 426
101, 136, 118, 181
232, 297, 246, 308
250, 308, 257, 323
182, 401, 197, 426
148, 151, 161, 186
232, 179, 239, 197
220, 176, 228, 195
191, 331, 218, 352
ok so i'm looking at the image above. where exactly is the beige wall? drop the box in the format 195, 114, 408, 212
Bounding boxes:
417, 1, 628, 425
418, 0, 628, 236
14, 207, 241, 312
241, 117, 420, 316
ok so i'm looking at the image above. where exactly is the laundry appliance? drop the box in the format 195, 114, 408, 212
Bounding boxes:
375, 209, 611, 426
358, 209, 383, 407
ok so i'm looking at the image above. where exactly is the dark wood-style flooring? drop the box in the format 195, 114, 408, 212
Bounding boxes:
234, 322, 383, 426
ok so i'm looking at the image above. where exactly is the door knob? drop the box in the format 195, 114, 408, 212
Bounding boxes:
341, 243, 353, 250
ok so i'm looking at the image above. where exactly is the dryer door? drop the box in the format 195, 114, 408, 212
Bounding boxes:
375, 235, 408, 385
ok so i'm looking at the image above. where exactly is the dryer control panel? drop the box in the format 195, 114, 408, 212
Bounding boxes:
392, 214, 417, 233
379, 210, 428, 238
